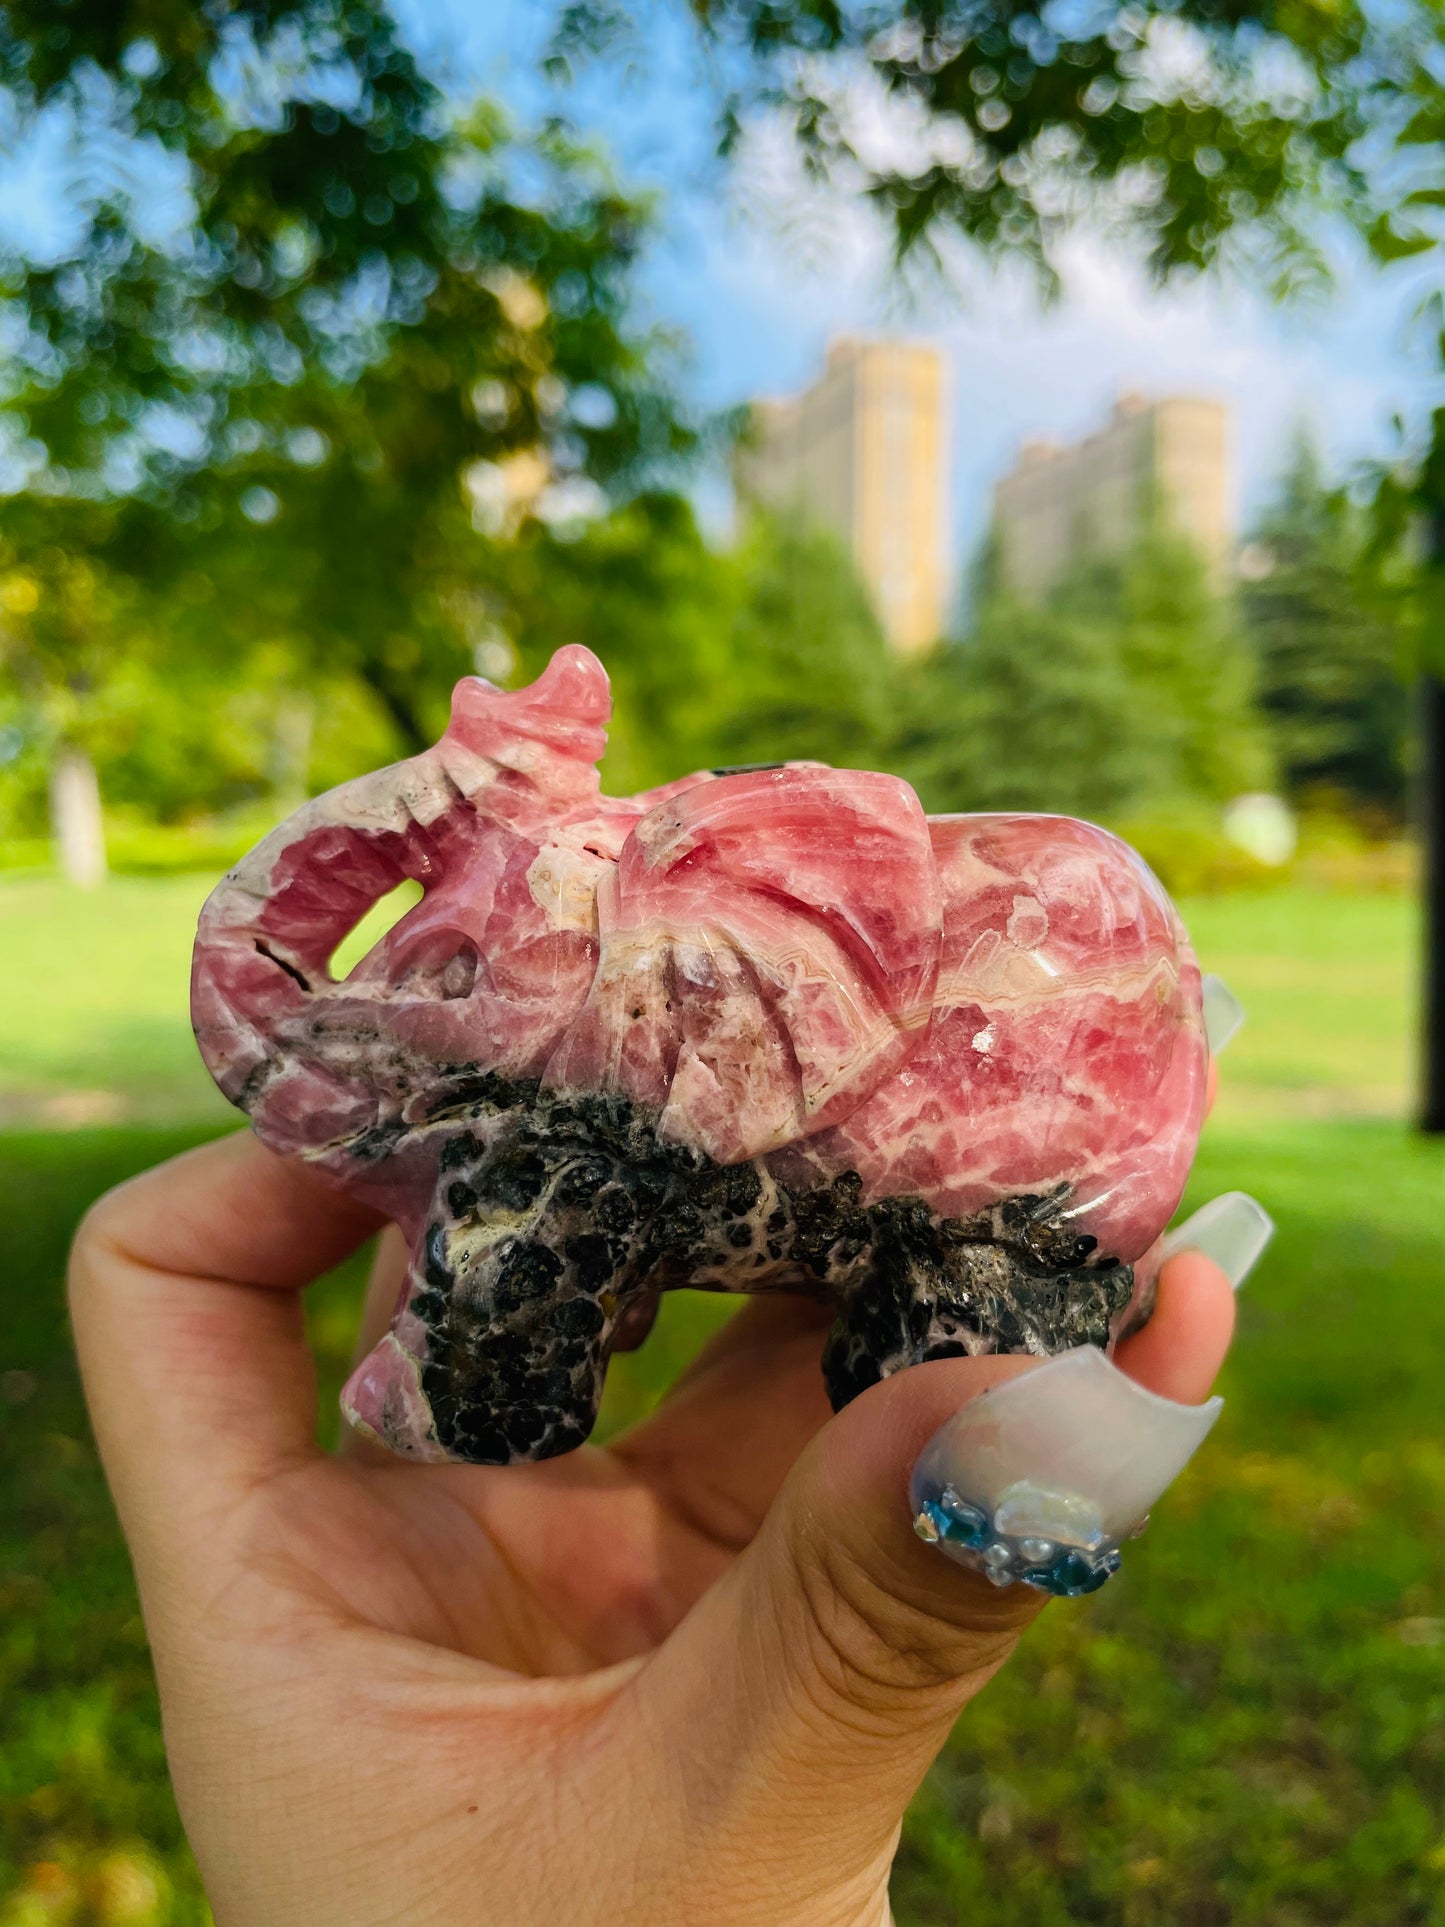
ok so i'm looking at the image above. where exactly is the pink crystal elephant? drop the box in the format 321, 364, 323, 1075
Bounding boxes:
192, 646, 1208, 1464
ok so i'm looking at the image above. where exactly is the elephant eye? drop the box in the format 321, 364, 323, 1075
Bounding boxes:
389, 935, 479, 1002
439, 944, 478, 1001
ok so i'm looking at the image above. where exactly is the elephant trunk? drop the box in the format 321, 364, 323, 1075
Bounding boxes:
191, 647, 615, 1186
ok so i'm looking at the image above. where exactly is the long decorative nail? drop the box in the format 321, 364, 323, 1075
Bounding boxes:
1160, 1191, 1274, 1290
1202, 973, 1245, 1055
909, 1349, 1221, 1598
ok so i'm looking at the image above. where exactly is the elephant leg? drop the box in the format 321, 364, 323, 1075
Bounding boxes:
820, 1237, 989, 1411
378, 1099, 686, 1465
412, 1177, 649, 1464
341, 1217, 629, 1465
419, 1275, 615, 1465
820, 1229, 1136, 1413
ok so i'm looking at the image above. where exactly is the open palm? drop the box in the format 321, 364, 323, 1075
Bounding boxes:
71, 1131, 1233, 1927
252, 1271, 841, 1673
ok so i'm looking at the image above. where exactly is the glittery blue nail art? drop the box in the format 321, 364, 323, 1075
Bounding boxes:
912, 1481, 1128, 1597
908, 1350, 1221, 1600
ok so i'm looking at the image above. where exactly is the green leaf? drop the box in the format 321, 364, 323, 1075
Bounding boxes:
1367, 215, 1439, 262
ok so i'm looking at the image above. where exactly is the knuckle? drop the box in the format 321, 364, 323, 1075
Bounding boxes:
785, 1518, 1033, 1729
67, 1184, 131, 1299
67, 1174, 167, 1333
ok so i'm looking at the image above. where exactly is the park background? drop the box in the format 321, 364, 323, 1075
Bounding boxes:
2, 3, 1445, 1924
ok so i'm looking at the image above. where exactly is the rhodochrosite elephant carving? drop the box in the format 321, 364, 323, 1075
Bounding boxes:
191, 646, 1209, 1465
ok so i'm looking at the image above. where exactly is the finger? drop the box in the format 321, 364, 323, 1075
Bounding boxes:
617, 1234, 1235, 1564
617, 1219, 1237, 1552
338, 1224, 412, 1461
631, 1351, 1040, 1916
349, 1222, 411, 1367
635, 1292, 1227, 1911
70, 1131, 383, 1546
1118, 1185, 1273, 1400
1114, 1249, 1235, 1403
611, 1296, 835, 1548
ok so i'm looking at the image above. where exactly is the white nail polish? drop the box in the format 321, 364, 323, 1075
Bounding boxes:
910, 1348, 1221, 1597
1201, 973, 1245, 1055
1160, 1191, 1274, 1290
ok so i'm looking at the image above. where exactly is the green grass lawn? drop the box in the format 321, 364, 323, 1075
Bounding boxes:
0, 878, 225, 1129
0, 874, 1416, 1126
2, 876, 1442, 1926
0, 875, 420, 1128
1183, 892, 1417, 1123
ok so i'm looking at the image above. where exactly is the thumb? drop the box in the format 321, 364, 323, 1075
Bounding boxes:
636, 1344, 1221, 1925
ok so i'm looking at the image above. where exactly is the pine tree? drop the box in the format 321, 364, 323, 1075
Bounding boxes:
712, 512, 895, 774
1243, 436, 1408, 822
900, 517, 1271, 823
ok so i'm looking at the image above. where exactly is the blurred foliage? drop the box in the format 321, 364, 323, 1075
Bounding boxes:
1243, 436, 1411, 823
0, 0, 697, 814
503, 495, 896, 789
0, 1128, 222, 1927
6, 1091, 1445, 1921
553, 0, 1374, 287
497, 491, 738, 795
0, 0, 1429, 863
0, 489, 898, 836
712, 508, 894, 770
0, 0, 911, 847
556, 0, 1445, 676
8, 462, 1414, 874
0, 614, 398, 837
1292, 815, 1419, 896
898, 515, 1271, 822
1113, 805, 1286, 898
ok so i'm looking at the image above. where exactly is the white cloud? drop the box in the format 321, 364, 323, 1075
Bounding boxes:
668, 172, 1434, 571
404, 0, 1436, 583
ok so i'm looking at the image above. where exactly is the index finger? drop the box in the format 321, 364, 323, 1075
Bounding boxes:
69, 1131, 382, 1551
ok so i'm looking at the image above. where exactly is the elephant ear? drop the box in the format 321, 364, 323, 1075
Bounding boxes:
543, 766, 944, 1164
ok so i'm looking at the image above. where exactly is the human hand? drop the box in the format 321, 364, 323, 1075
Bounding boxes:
70, 1130, 1241, 1927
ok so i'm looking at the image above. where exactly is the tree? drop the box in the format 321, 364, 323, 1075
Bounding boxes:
0, 532, 123, 877
493, 491, 739, 794
551, 0, 1370, 282
552, 0, 1445, 1126
899, 517, 1269, 820
498, 498, 895, 790
711, 510, 896, 772
0, 2, 695, 868
1243, 436, 1409, 822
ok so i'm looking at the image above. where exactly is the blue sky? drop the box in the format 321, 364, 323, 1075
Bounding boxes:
1, 2, 1434, 584
394, 0, 1441, 581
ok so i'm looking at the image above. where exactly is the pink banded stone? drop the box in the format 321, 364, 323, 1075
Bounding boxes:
191, 646, 1207, 1465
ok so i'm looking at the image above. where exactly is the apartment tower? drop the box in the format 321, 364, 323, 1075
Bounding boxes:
739, 338, 948, 655
991, 393, 1232, 598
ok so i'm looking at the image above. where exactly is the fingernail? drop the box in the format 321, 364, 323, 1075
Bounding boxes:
1202, 972, 1245, 1054
909, 1348, 1221, 1598
1160, 1191, 1274, 1290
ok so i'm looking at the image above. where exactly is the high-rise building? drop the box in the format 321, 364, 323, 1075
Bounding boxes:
738, 338, 948, 655
991, 393, 1232, 599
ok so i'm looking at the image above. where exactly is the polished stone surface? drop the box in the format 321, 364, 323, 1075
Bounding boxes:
192, 646, 1208, 1463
